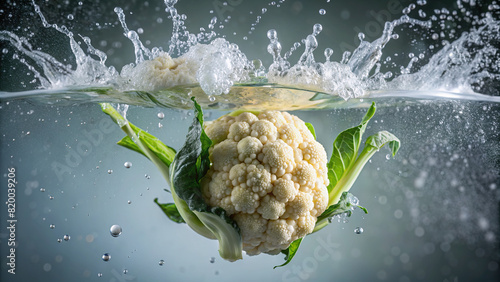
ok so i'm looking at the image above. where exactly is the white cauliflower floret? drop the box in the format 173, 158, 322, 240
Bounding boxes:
228, 121, 251, 142
210, 139, 239, 171
237, 136, 263, 163
251, 120, 278, 144
257, 195, 286, 220
272, 177, 298, 203
231, 185, 260, 213
205, 116, 235, 144
246, 164, 273, 196
121, 52, 198, 91
202, 110, 329, 255
263, 139, 295, 177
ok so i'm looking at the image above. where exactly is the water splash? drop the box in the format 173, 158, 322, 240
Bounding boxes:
0, 0, 499, 105
388, 15, 500, 94
266, 16, 432, 99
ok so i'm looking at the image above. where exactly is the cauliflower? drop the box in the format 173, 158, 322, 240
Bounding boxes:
102, 98, 400, 267
119, 38, 252, 95
120, 52, 199, 91
203, 110, 329, 255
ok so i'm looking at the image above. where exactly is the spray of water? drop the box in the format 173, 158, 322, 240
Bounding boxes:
0, 0, 499, 102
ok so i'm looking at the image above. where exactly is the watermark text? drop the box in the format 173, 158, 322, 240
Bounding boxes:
6, 167, 17, 275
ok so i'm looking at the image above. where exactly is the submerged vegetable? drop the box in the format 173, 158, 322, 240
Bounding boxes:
100, 98, 400, 267
202, 109, 329, 256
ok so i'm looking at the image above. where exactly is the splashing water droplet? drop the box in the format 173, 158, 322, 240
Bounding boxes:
124, 162, 132, 168
40, 188, 45, 192
354, 227, 364, 234
324, 48, 333, 61
319, 9, 326, 15
209, 17, 217, 29
63, 235, 70, 241
267, 29, 277, 40
57, 238, 62, 243
50, 224, 55, 229
110, 225, 122, 237
313, 23, 322, 35
107, 169, 113, 174
347, 194, 359, 206
1, 48, 8, 54
102, 253, 111, 261
97, 273, 103, 277
123, 269, 128, 274
159, 259, 165, 266
262, 8, 267, 14
157, 112, 165, 119
49, 195, 54, 200
127, 200, 132, 204
67, 14, 74, 20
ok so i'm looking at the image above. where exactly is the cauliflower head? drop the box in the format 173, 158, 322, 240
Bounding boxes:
202, 110, 329, 255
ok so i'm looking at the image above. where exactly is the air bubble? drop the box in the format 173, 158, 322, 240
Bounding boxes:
124, 162, 132, 168
40, 188, 45, 192
159, 259, 165, 266
102, 253, 111, 261
63, 235, 70, 241
110, 225, 122, 237
157, 112, 165, 119
50, 224, 55, 229
354, 227, 364, 234
67, 14, 74, 20
319, 9, 326, 15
